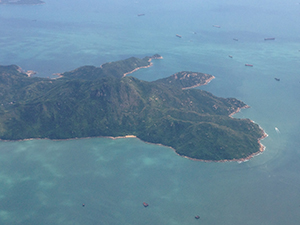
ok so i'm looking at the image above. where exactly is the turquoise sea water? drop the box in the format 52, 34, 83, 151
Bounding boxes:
0, 0, 300, 224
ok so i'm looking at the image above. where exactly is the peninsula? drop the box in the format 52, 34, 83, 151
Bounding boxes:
0, 55, 266, 161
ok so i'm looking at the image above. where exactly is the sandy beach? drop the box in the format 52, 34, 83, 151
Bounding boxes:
123, 56, 163, 77
0, 127, 267, 163
182, 75, 215, 90
123, 63, 153, 77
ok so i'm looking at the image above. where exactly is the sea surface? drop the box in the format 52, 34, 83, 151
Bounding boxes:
0, 0, 300, 224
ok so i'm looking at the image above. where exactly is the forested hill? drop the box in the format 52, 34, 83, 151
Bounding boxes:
0, 55, 265, 161
60, 56, 153, 80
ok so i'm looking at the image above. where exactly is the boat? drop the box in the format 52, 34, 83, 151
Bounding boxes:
233, 38, 238, 41
82, 204, 85, 207
213, 25, 221, 28
264, 38, 275, 41
137, 14, 145, 16
195, 215, 200, 219
275, 78, 280, 81
245, 64, 253, 67
229, 55, 233, 58
143, 202, 149, 207
176, 34, 182, 38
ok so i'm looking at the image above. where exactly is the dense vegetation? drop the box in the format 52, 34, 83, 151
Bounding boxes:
0, 55, 265, 161
153, 71, 214, 89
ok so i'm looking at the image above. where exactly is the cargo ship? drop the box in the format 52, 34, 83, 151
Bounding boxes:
245, 64, 253, 67
264, 38, 275, 41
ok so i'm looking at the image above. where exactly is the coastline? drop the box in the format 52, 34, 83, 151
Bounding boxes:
0, 54, 268, 163
138, 125, 268, 163
123, 63, 153, 77
0, 126, 268, 163
108, 135, 137, 140
165, 102, 268, 162
0, 124, 267, 163
179, 130, 268, 163
0, 134, 138, 143
229, 104, 250, 118
182, 75, 215, 90
52, 73, 63, 79
123, 56, 163, 77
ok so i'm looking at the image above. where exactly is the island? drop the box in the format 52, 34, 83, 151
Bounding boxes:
0, 0, 44, 5
0, 54, 266, 162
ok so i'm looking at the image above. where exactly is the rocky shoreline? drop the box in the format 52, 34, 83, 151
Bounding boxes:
123, 55, 163, 77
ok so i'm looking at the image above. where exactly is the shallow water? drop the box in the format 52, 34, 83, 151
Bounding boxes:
0, 0, 300, 224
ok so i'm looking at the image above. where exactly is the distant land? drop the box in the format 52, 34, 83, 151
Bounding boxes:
0, 54, 266, 162
0, 0, 44, 5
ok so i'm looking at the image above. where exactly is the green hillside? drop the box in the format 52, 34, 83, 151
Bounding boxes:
0, 55, 265, 161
